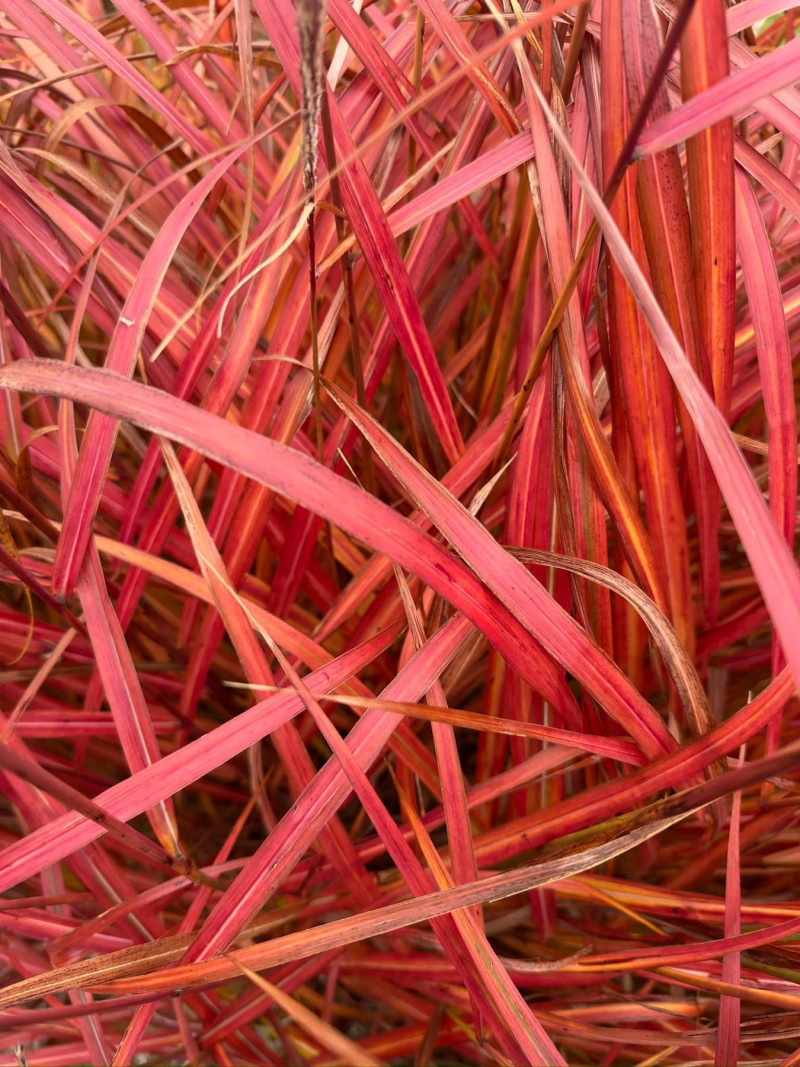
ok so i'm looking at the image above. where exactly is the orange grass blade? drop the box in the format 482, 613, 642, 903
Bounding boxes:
681, 0, 736, 419
528, 80, 800, 697
0, 803, 706, 1007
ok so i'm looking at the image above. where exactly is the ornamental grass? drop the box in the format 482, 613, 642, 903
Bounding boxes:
1, 0, 800, 1063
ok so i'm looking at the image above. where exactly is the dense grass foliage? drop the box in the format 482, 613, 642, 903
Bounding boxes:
1, 0, 800, 1063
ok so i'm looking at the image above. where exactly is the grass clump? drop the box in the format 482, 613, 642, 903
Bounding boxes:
1, 0, 800, 1063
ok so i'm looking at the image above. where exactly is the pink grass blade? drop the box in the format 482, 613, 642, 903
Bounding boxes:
108, 0, 249, 147
735, 134, 800, 223
76, 550, 181, 855
597, 0, 684, 685
226, 960, 385, 1067
0, 724, 175, 870
397, 786, 566, 1066
118, 618, 481, 1015
519, 29, 671, 636
194, 587, 564, 1064
675, 0, 739, 629
14, 0, 223, 161
508, 547, 710, 739
160, 439, 377, 907
90, 534, 338, 667
734, 162, 797, 771
393, 567, 480, 923
0, 661, 795, 990
518, 69, 614, 649
326, 91, 465, 465
4, 3, 800, 1057
635, 31, 800, 157
52, 141, 251, 596
412, 0, 519, 137
725, 0, 796, 34
734, 167, 797, 557
324, 0, 500, 268
255, 689, 644, 764
474, 668, 795, 867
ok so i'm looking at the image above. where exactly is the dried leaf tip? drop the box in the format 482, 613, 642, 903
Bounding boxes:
297, 0, 327, 198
